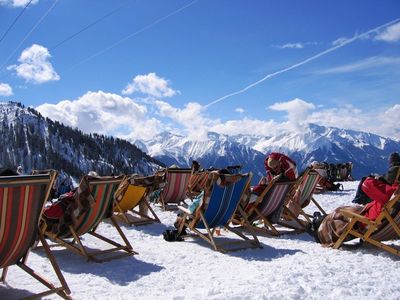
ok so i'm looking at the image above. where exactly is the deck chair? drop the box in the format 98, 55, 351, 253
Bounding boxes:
114, 174, 165, 226
235, 176, 296, 235
157, 168, 192, 210
0, 173, 71, 299
281, 169, 326, 228
333, 186, 400, 257
186, 170, 209, 199
43, 175, 137, 263
177, 172, 261, 253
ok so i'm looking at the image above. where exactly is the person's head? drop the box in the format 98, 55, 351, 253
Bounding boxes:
191, 160, 200, 171
389, 152, 400, 165
16, 165, 23, 174
88, 171, 98, 177
267, 157, 281, 173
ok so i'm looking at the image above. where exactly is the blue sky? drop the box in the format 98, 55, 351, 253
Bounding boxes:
0, 0, 399, 141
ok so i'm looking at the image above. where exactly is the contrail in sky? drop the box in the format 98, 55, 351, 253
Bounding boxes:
64, 0, 199, 73
0, 0, 59, 71
204, 17, 400, 109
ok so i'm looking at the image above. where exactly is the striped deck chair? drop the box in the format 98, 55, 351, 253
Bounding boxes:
114, 174, 163, 226
157, 168, 192, 210
281, 169, 326, 230
177, 172, 261, 253
0, 173, 71, 299
333, 186, 400, 257
235, 176, 296, 236
44, 175, 136, 263
186, 170, 209, 199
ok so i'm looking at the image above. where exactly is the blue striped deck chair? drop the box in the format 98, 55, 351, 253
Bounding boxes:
44, 175, 137, 263
333, 187, 400, 257
237, 176, 296, 236
0, 172, 71, 299
177, 172, 261, 253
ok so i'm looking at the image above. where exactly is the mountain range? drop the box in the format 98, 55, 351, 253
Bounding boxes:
1, 101, 399, 184
138, 124, 400, 182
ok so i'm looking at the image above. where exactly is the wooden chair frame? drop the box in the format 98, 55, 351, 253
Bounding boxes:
157, 168, 192, 210
281, 169, 326, 230
177, 172, 261, 253
333, 188, 400, 257
234, 176, 296, 236
44, 176, 137, 263
0, 173, 71, 299
114, 176, 161, 226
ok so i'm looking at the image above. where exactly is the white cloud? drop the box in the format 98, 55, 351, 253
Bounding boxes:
279, 43, 304, 49
0, 0, 38, 7
7, 44, 59, 84
318, 56, 400, 74
375, 22, 400, 42
235, 107, 245, 114
36, 90, 162, 140
0, 83, 13, 96
122, 73, 178, 98
155, 100, 209, 140
269, 98, 315, 132
210, 118, 280, 136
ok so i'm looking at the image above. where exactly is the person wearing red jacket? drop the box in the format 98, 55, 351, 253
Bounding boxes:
251, 152, 298, 196
264, 152, 298, 182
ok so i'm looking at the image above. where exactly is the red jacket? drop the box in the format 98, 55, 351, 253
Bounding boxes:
264, 152, 298, 181
362, 177, 398, 221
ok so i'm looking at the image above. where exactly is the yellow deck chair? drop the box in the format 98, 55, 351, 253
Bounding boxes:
114, 176, 161, 226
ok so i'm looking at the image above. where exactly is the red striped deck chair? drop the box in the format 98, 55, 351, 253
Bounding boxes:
281, 169, 326, 230
44, 175, 136, 263
0, 172, 71, 299
177, 172, 261, 253
235, 177, 296, 236
333, 186, 400, 257
157, 168, 192, 210
114, 174, 164, 226
186, 170, 209, 199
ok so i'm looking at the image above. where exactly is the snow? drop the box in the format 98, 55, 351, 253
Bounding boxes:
1, 181, 400, 299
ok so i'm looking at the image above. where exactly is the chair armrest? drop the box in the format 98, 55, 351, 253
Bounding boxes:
339, 209, 376, 226
178, 205, 192, 215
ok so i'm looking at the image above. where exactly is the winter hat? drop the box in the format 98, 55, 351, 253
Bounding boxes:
389, 152, 400, 164
267, 157, 280, 169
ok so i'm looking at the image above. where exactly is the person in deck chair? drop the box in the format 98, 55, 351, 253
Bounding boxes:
352, 152, 400, 205
308, 153, 400, 245
250, 152, 298, 203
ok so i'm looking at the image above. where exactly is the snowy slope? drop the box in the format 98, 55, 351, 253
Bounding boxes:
1, 181, 399, 299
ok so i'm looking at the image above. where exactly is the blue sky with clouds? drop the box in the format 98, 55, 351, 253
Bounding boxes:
0, 0, 399, 141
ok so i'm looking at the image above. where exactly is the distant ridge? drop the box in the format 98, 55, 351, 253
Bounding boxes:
140, 124, 400, 181
0, 101, 163, 178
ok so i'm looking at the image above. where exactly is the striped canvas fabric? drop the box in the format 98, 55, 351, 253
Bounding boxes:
161, 169, 192, 204
187, 171, 209, 198
197, 174, 249, 229
58, 176, 122, 238
299, 171, 320, 207
0, 175, 50, 268
370, 196, 400, 242
247, 182, 293, 223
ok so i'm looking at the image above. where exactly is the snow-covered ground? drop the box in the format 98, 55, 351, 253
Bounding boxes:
1, 181, 399, 299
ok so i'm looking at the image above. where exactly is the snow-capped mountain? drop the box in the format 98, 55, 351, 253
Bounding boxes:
0, 101, 162, 178
141, 124, 400, 181
139, 131, 266, 179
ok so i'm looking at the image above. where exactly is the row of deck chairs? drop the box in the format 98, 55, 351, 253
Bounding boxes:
1, 166, 399, 297
157, 166, 400, 257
